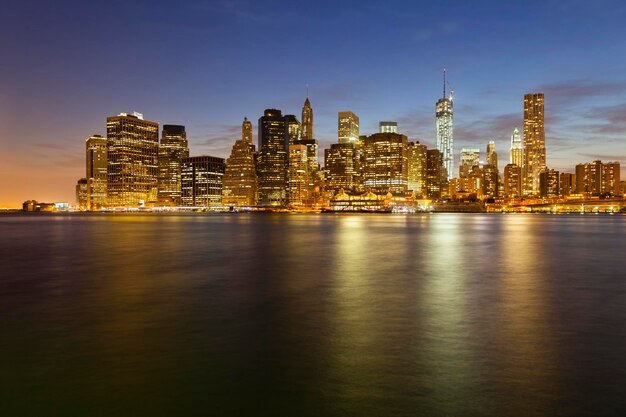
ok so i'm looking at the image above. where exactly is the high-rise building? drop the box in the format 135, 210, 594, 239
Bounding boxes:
483, 164, 499, 198
242, 117, 253, 144
223, 118, 257, 207
436, 70, 454, 180
576, 161, 602, 196
602, 162, 621, 195
257, 109, 289, 205
503, 164, 522, 198
362, 133, 409, 193
523, 93, 546, 196
325, 143, 357, 192
510, 128, 523, 167
181, 156, 225, 206
338, 111, 359, 144
407, 142, 428, 197
459, 148, 480, 178
301, 98, 314, 140
285, 115, 301, 147
560, 172, 576, 197
426, 149, 445, 199
539, 169, 560, 198
288, 144, 308, 206
158, 125, 189, 205
106, 112, 159, 207
486, 141, 498, 170
449, 177, 481, 197
379, 121, 398, 134
76, 178, 88, 209
85, 134, 107, 210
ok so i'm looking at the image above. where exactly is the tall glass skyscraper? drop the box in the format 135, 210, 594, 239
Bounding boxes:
257, 109, 289, 205
436, 70, 454, 180
510, 128, 523, 167
522, 93, 546, 196
338, 111, 359, 144
158, 125, 189, 205
85, 134, 107, 210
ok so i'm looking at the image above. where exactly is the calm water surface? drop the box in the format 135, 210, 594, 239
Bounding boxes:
1, 213, 626, 416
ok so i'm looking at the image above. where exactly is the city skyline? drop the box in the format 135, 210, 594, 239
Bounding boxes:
2, 1, 626, 207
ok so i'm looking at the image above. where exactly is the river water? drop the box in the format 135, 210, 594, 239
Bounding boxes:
1, 213, 625, 416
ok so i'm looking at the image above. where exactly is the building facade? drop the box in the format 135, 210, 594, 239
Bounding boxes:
362, 133, 409, 193
158, 124, 189, 205
85, 134, 108, 210
301, 98, 313, 140
510, 128, 523, 167
436, 71, 454, 180
539, 169, 560, 198
288, 144, 309, 206
523, 93, 546, 196
379, 121, 398, 134
426, 149, 445, 199
181, 156, 225, 207
503, 164, 522, 198
407, 142, 428, 197
459, 148, 480, 178
257, 109, 289, 205
325, 143, 358, 192
106, 112, 159, 207
338, 111, 359, 144
222, 118, 257, 206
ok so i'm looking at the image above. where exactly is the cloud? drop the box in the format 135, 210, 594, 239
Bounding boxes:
189, 124, 241, 158
578, 102, 626, 134
577, 153, 626, 162
411, 22, 458, 43
534, 79, 626, 107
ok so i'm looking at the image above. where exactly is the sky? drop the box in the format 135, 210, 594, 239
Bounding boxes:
1, 0, 626, 207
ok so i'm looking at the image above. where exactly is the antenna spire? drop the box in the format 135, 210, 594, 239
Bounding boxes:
306, 84, 309, 98
443, 68, 446, 99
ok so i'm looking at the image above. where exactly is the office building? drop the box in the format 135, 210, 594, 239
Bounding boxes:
576, 161, 603, 196
106, 112, 159, 207
181, 156, 225, 206
285, 114, 301, 147
223, 118, 257, 206
523, 93, 546, 195
426, 149, 445, 199
76, 178, 88, 209
288, 144, 308, 206
460, 148, 480, 178
325, 143, 358, 192
362, 132, 409, 193
539, 169, 560, 198
503, 164, 522, 198
257, 109, 289, 205
486, 141, 498, 170
559, 172, 576, 197
158, 124, 189, 205
510, 128, 523, 167
483, 164, 499, 198
338, 111, 359, 144
85, 134, 107, 210
301, 98, 314, 140
407, 142, 428, 197
379, 121, 398, 134
602, 162, 621, 195
436, 70, 454, 180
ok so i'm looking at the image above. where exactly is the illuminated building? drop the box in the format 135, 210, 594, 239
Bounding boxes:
362, 133, 408, 193
482, 164, 499, 198
436, 69, 454, 180
486, 141, 498, 170
523, 93, 546, 196
76, 178, 88, 209
223, 118, 257, 206
158, 124, 189, 205
459, 148, 480, 178
449, 177, 481, 197
379, 121, 398, 134
106, 112, 159, 207
288, 144, 308, 206
576, 161, 602, 196
301, 98, 314, 140
257, 109, 288, 205
602, 162, 621, 195
181, 156, 225, 206
510, 128, 523, 167
559, 172, 575, 197
338, 111, 359, 144
407, 142, 427, 196
325, 143, 357, 192
85, 134, 107, 210
285, 114, 301, 147
503, 164, 522, 198
426, 149, 445, 199
539, 169, 560, 198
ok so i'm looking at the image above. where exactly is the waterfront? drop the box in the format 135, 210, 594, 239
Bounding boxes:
1, 213, 626, 416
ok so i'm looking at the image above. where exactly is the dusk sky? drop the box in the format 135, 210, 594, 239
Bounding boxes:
1, 0, 626, 207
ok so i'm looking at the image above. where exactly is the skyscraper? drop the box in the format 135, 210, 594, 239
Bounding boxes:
85, 134, 107, 210
523, 93, 546, 196
223, 118, 257, 206
459, 148, 480, 178
181, 156, 225, 207
486, 141, 498, 170
257, 109, 288, 205
379, 121, 398, 134
158, 124, 189, 205
539, 169, 560, 198
483, 164, 499, 198
426, 149, 445, 199
362, 133, 408, 193
338, 111, 359, 144
436, 69, 454, 180
325, 143, 357, 192
284, 115, 301, 147
407, 142, 428, 197
510, 128, 523, 167
288, 144, 308, 206
301, 98, 314, 140
76, 178, 88, 209
504, 164, 522, 198
106, 112, 159, 207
